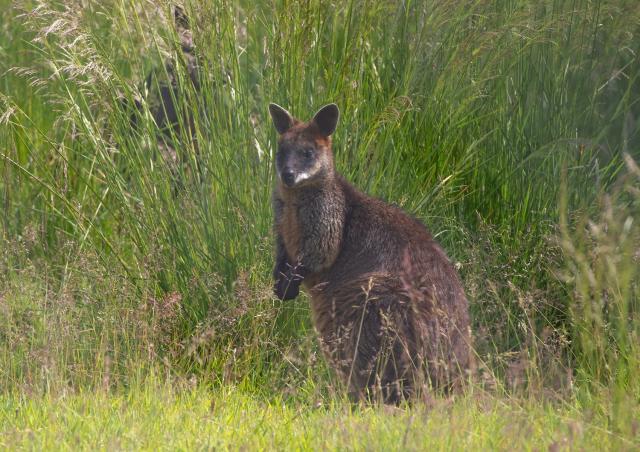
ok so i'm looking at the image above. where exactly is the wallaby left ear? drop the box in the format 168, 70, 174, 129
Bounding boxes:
269, 103, 295, 134
312, 104, 339, 136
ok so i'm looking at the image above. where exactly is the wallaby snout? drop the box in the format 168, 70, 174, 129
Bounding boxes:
280, 168, 296, 187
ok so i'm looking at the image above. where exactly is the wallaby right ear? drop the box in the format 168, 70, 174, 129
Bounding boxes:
269, 103, 294, 134
312, 103, 339, 136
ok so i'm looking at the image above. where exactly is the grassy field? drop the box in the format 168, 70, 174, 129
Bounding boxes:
3, 383, 637, 450
1, 0, 639, 449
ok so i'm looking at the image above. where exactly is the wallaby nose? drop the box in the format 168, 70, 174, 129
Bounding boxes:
281, 169, 296, 187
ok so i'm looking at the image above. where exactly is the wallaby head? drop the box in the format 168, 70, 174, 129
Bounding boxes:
269, 103, 340, 189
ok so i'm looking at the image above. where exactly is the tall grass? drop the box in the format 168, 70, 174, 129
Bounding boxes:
0, 0, 639, 414
561, 154, 640, 435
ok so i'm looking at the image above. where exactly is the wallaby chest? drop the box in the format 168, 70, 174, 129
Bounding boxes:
276, 185, 344, 269
279, 199, 304, 262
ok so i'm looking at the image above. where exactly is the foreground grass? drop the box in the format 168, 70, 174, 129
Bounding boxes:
1, 383, 636, 451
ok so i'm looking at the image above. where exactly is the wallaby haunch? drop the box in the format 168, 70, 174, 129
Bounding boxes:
269, 103, 472, 403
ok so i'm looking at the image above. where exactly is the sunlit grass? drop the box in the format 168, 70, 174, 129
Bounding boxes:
1, 381, 636, 450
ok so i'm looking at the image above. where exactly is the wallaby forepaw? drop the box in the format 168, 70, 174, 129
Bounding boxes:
274, 273, 302, 300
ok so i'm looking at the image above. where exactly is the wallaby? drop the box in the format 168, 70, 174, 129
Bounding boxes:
124, 5, 201, 164
269, 103, 471, 403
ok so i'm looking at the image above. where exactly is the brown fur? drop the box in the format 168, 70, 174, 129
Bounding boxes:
269, 103, 471, 403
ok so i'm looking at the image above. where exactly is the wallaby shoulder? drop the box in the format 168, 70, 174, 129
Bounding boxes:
334, 175, 439, 264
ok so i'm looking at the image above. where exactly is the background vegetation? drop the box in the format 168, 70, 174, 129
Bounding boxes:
1, 0, 639, 448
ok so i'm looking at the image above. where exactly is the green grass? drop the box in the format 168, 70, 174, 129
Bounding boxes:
2, 383, 637, 450
1, 0, 640, 448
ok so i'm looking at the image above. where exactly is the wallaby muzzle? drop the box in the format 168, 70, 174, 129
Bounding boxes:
281, 169, 296, 187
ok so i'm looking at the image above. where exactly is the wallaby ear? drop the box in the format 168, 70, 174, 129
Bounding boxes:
312, 103, 339, 136
269, 103, 295, 135
174, 5, 190, 30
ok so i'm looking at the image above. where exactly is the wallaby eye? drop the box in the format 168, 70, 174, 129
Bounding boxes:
303, 148, 315, 159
